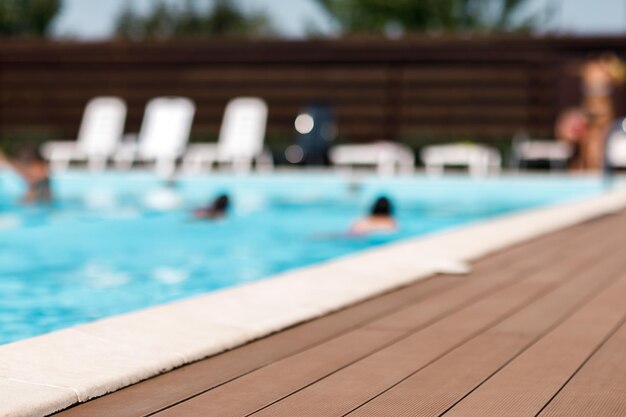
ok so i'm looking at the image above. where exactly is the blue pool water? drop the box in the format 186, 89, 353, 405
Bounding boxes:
0, 171, 609, 344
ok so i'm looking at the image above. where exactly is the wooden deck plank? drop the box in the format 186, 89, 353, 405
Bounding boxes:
150, 328, 405, 417
538, 321, 626, 417
442, 276, 626, 417
52, 275, 455, 417
344, 236, 626, 417
148, 262, 541, 417
176, 216, 623, 417
52, 212, 625, 417
53, 212, 599, 417
365, 216, 620, 333
238, 216, 624, 417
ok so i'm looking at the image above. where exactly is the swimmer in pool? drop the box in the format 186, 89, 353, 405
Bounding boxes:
193, 194, 230, 219
350, 196, 397, 235
0, 148, 52, 204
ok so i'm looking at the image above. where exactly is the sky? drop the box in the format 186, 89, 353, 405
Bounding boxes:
50, 0, 626, 39
50, 0, 337, 39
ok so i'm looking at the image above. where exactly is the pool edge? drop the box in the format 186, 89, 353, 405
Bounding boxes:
2, 187, 626, 417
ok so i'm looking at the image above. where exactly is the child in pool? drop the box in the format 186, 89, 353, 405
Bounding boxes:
0, 148, 52, 204
350, 196, 397, 235
193, 194, 230, 220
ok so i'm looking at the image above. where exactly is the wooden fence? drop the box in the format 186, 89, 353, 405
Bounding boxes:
1, 36, 626, 150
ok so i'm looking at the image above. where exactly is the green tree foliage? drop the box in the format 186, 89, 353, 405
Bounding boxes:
115, 0, 273, 39
0, 0, 61, 37
315, 0, 545, 35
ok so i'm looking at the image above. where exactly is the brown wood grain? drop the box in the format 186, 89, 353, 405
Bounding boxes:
243, 216, 624, 417
3, 37, 623, 142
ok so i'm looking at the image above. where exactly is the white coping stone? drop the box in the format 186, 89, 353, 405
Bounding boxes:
2, 187, 626, 416
0, 379, 76, 417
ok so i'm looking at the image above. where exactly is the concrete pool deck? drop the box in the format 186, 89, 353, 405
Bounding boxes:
3, 186, 626, 416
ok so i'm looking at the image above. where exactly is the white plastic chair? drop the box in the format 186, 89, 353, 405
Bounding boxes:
421, 143, 501, 176
329, 141, 415, 175
510, 133, 574, 170
115, 97, 195, 178
182, 97, 271, 173
41, 97, 127, 171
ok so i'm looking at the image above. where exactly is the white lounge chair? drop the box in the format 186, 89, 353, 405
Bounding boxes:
329, 141, 415, 175
510, 133, 574, 170
182, 97, 271, 173
41, 97, 127, 171
115, 97, 195, 178
421, 143, 501, 176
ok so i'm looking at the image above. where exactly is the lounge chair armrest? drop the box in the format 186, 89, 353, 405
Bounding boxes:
182, 144, 219, 173
114, 142, 138, 158
40, 141, 83, 160
113, 138, 140, 170
184, 144, 219, 161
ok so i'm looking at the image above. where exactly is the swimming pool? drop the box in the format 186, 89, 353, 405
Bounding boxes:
0, 170, 608, 344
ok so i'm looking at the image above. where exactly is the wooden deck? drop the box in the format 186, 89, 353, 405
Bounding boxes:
53, 211, 626, 417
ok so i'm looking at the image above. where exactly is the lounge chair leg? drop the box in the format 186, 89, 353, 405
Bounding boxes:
155, 159, 177, 180
256, 151, 274, 172
89, 157, 107, 172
